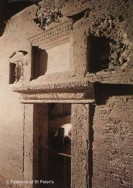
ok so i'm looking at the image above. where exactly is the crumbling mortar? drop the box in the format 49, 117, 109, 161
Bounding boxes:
35, 1, 67, 30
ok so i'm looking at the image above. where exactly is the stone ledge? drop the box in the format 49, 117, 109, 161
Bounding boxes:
11, 80, 95, 101
12, 80, 94, 94
21, 99, 95, 104
85, 71, 133, 84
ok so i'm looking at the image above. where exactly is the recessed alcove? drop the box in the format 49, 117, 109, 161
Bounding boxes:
9, 50, 27, 84
87, 34, 110, 72
31, 39, 72, 80
9, 62, 22, 84
9, 63, 16, 84
31, 46, 48, 80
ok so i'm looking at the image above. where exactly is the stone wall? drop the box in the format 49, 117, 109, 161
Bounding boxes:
0, 5, 37, 188
92, 94, 133, 188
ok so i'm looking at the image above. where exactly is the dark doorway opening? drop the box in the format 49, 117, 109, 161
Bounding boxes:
38, 103, 71, 188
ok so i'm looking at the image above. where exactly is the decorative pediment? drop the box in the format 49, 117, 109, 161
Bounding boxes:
9, 50, 28, 63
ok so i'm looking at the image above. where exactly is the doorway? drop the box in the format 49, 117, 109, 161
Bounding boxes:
34, 103, 71, 188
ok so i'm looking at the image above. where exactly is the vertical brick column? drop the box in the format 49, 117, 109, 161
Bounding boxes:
24, 104, 48, 188
71, 104, 90, 188
24, 104, 34, 188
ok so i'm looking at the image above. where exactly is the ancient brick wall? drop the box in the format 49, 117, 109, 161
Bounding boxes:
0, 5, 38, 188
0, 38, 24, 188
92, 95, 133, 188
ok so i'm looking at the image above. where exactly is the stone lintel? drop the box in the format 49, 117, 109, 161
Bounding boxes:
21, 99, 95, 104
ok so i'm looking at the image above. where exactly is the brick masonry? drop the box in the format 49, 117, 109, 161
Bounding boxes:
92, 96, 133, 188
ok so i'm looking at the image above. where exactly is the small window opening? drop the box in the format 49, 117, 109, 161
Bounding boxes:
88, 34, 110, 72
9, 63, 16, 84
9, 62, 22, 84
31, 46, 48, 80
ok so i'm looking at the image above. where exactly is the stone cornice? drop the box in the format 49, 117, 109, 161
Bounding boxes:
11, 80, 95, 102
12, 80, 93, 94
28, 19, 73, 46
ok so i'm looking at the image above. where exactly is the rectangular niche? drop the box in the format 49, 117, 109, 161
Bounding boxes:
9, 63, 16, 84
87, 34, 110, 73
31, 46, 48, 80
38, 103, 71, 188
46, 42, 71, 74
